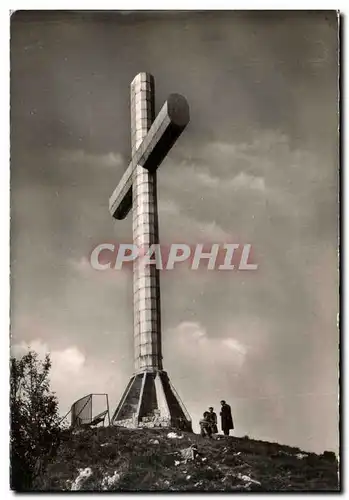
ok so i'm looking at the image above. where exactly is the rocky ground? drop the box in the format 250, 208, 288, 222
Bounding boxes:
35, 426, 339, 492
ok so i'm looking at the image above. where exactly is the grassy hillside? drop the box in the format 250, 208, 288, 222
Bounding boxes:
35, 426, 339, 492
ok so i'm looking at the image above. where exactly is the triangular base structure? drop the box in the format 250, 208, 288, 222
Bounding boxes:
111, 371, 192, 432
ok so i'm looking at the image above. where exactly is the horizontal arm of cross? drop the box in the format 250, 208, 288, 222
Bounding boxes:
109, 93, 189, 220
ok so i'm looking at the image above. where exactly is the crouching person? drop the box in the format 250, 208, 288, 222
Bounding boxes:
199, 412, 212, 438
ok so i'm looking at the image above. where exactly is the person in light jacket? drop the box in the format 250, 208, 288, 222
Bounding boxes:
199, 412, 213, 438
207, 407, 218, 434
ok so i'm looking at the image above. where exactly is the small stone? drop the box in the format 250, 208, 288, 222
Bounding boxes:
237, 473, 261, 486
167, 432, 183, 439
71, 467, 93, 491
101, 471, 120, 490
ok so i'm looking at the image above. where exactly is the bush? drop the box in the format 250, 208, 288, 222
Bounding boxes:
10, 351, 61, 490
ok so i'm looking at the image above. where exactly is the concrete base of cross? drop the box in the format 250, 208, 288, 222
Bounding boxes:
112, 370, 192, 432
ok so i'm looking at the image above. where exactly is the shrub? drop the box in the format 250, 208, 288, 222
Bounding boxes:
10, 351, 61, 490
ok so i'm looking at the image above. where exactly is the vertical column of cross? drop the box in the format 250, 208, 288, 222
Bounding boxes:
131, 73, 163, 373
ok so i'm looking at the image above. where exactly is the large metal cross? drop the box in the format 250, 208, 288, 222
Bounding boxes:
109, 73, 191, 430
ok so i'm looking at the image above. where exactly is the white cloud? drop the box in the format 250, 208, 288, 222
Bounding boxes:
158, 199, 180, 215
11, 339, 125, 418
60, 149, 124, 168
222, 337, 248, 357
11, 340, 87, 399
229, 172, 265, 191
164, 321, 250, 435
12, 340, 85, 374
158, 197, 230, 243
196, 168, 265, 192
69, 256, 92, 273
68, 255, 131, 287
196, 171, 220, 188
167, 321, 247, 371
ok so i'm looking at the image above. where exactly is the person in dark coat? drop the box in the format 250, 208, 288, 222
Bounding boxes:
207, 407, 218, 434
220, 400, 234, 436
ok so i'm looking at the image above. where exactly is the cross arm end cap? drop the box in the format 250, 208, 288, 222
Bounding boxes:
167, 94, 190, 127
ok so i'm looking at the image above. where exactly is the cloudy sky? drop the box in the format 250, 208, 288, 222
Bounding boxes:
10, 11, 339, 453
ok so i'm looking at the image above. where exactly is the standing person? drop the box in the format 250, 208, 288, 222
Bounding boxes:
220, 400, 234, 436
207, 407, 218, 434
